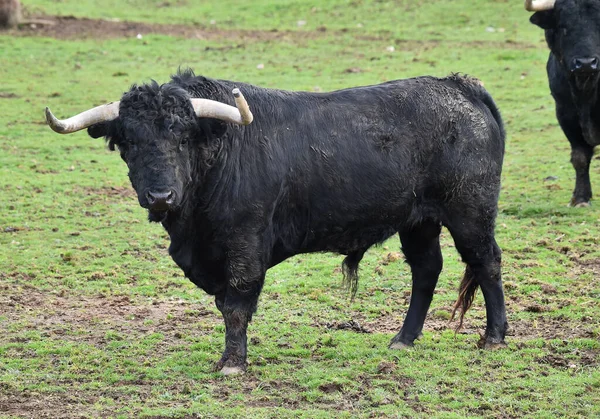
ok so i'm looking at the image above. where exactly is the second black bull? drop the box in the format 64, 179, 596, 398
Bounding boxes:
46, 69, 507, 374
527, 0, 600, 206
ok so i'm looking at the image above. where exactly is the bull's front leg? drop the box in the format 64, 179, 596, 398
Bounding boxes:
570, 143, 594, 206
214, 240, 266, 375
556, 103, 595, 206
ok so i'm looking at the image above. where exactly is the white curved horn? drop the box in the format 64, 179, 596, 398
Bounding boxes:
190, 88, 253, 125
45, 102, 120, 134
525, 0, 556, 11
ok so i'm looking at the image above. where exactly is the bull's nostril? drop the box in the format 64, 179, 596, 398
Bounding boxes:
146, 191, 156, 204
166, 191, 175, 204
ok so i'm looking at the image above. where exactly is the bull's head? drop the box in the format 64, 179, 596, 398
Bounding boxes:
526, 0, 600, 91
46, 82, 253, 222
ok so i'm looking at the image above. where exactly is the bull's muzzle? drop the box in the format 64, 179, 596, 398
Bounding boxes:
145, 190, 176, 212
571, 57, 600, 74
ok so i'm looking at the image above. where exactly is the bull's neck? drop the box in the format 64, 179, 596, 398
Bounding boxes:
571, 86, 599, 108
160, 139, 234, 238
565, 74, 600, 146
160, 174, 218, 240
160, 192, 202, 234
578, 104, 600, 146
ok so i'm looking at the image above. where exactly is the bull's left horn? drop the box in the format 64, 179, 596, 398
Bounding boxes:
525, 0, 555, 11
190, 88, 253, 125
45, 101, 120, 134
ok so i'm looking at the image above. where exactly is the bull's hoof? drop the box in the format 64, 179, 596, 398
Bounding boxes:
570, 200, 591, 208
482, 341, 507, 350
389, 340, 413, 350
477, 335, 507, 350
220, 366, 246, 375
214, 357, 247, 375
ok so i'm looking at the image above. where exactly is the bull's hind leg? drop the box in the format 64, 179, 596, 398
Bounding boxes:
390, 220, 443, 349
446, 219, 507, 349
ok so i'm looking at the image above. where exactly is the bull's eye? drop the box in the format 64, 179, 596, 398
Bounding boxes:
179, 138, 188, 150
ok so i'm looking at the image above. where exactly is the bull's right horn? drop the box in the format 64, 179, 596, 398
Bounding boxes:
45, 101, 120, 134
525, 0, 556, 11
190, 88, 253, 125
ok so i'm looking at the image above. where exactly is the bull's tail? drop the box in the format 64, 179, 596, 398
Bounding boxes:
342, 249, 366, 299
450, 266, 479, 330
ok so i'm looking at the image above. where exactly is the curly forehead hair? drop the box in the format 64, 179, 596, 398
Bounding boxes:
119, 81, 197, 123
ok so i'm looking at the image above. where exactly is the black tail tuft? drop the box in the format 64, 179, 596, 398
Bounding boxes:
450, 266, 479, 331
342, 250, 366, 300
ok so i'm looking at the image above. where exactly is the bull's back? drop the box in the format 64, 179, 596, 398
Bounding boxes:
244, 76, 505, 254
281, 77, 503, 201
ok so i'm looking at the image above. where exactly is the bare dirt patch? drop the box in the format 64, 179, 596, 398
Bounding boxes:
0, 393, 94, 419
573, 257, 600, 274
72, 185, 137, 200
0, 286, 223, 417
9, 14, 303, 42
1, 287, 220, 349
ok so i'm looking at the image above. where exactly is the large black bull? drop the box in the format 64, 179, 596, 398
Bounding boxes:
527, 0, 600, 206
46, 69, 507, 374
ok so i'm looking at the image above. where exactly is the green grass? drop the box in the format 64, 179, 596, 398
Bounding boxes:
2, 0, 600, 417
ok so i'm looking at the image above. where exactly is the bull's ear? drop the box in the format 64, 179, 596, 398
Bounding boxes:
530, 10, 555, 29
87, 122, 110, 139
197, 118, 228, 140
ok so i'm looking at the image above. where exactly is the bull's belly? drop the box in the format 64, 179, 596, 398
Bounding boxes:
269, 224, 397, 268
301, 224, 398, 255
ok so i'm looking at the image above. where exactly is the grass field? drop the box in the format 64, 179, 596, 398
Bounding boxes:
1, 0, 600, 417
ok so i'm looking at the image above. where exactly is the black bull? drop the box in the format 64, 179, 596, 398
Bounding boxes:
529, 0, 600, 206
47, 70, 507, 374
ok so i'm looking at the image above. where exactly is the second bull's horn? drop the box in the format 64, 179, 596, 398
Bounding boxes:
525, 0, 556, 11
190, 88, 253, 125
